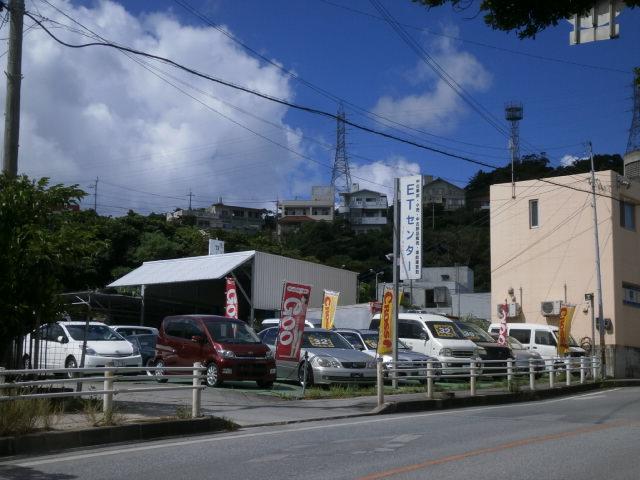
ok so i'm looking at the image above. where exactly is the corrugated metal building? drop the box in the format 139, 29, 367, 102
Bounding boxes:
108, 251, 357, 327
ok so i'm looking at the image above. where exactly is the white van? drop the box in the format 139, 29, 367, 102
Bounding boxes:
259, 318, 318, 331
370, 313, 481, 370
488, 323, 586, 359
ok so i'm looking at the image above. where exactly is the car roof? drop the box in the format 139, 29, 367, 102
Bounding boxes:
372, 313, 454, 322
58, 321, 108, 326
113, 325, 156, 329
489, 322, 559, 331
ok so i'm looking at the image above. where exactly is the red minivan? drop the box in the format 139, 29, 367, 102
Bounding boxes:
153, 315, 276, 388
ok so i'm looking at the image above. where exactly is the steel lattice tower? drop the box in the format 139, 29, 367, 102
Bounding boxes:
330, 104, 352, 193
624, 68, 640, 181
505, 102, 524, 163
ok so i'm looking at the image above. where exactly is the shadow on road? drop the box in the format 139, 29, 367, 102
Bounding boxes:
0, 466, 77, 480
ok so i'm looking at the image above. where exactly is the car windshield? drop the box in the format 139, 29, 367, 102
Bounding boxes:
507, 336, 524, 350
132, 334, 156, 349
360, 333, 380, 350
426, 321, 464, 340
551, 331, 579, 347
455, 322, 496, 343
302, 331, 353, 349
205, 321, 260, 344
65, 325, 124, 341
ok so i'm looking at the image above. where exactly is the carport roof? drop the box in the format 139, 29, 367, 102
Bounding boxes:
108, 250, 256, 287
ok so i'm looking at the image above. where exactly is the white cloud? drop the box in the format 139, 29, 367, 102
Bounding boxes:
5, 1, 315, 215
372, 27, 491, 134
560, 154, 587, 167
350, 156, 421, 199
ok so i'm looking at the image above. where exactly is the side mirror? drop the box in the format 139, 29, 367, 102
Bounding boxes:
191, 335, 205, 344
419, 332, 428, 341
57, 335, 68, 344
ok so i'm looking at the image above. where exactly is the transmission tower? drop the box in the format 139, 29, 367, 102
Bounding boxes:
624, 68, 640, 181
330, 104, 352, 193
505, 102, 523, 198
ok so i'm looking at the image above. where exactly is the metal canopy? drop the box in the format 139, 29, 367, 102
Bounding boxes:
108, 251, 256, 287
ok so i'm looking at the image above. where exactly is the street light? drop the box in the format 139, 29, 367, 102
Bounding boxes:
370, 269, 384, 301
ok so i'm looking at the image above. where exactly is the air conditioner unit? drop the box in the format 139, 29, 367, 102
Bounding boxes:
496, 303, 520, 318
540, 300, 562, 316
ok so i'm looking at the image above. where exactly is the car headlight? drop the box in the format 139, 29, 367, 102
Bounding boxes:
365, 361, 376, 369
85, 347, 97, 356
439, 348, 452, 357
131, 344, 140, 356
313, 356, 341, 368
219, 349, 236, 358
264, 349, 274, 359
475, 347, 487, 357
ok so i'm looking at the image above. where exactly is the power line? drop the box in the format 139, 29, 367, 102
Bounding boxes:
20, 6, 501, 173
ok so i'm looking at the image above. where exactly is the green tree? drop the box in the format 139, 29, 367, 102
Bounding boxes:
0, 175, 105, 358
412, 1, 639, 38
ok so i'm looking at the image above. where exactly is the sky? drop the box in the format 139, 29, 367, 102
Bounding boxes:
3, 0, 639, 215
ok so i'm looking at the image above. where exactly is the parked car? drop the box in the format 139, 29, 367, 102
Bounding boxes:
112, 325, 159, 337
335, 328, 440, 381
260, 318, 318, 329
454, 321, 513, 375
488, 323, 587, 361
23, 321, 142, 377
125, 333, 157, 368
153, 315, 276, 388
496, 335, 545, 375
258, 327, 377, 386
370, 313, 480, 374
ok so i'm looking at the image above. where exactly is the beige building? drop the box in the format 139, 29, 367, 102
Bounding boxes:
490, 170, 640, 377
277, 186, 335, 236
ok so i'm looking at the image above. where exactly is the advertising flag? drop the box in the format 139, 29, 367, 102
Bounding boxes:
497, 301, 508, 346
320, 290, 339, 330
224, 277, 238, 319
399, 175, 423, 280
377, 286, 394, 355
557, 305, 576, 356
275, 281, 312, 362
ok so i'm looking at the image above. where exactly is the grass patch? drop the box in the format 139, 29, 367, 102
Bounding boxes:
175, 404, 192, 420
0, 398, 62, 436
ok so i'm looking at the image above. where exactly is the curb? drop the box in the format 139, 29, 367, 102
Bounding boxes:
374, 382, 603, 415
0, 416, 235, 458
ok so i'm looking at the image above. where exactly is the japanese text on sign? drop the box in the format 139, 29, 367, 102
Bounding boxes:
399, 175, 422, 280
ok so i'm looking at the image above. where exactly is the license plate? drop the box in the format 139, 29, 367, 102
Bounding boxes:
113, 360, 126, 367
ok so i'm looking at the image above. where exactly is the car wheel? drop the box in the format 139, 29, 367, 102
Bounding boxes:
65, 357, 78, 379
154, 359, 168, 383
205, 363, 222, 387
256, 380, 274, 389
145, 359, 156, 377
298, 363, 314, 387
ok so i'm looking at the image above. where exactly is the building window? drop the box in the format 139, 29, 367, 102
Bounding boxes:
529, 199, 539, 228
620, 200, 636, 231
623, 282, 640, 308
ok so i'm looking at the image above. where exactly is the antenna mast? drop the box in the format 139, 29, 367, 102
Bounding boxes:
330, 104, 352, 194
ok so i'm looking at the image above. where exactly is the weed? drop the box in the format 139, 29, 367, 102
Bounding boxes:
0, 398, 61, 436
175, 404, 192, 420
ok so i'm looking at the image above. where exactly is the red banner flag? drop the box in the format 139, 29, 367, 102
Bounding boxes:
275, 281, 312, 362
225, 277, 239, 319
497, 300, 508, 346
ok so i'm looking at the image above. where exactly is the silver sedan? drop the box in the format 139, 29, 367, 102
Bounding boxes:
258, 327, 377, 386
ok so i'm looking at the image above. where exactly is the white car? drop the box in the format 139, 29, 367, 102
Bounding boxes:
23, 321, 143, 375
111, 325, 159, 337
488, 322, 586, 360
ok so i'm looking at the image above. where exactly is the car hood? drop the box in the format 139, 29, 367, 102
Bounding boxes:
303, 347, 373, 362
435, 338, 478, 350
85, 340, 134, 355
512, 350, 542, 360
396, 350, 433, 361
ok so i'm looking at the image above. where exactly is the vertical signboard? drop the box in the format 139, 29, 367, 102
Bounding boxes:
275, 281, 312, 362
399, 175, 422, 280
209, 239, 225, 255
497, 301, 508, 346
377, 286, 394, 355
224, 277, 238, 319
320, 290, 339, 330
558, 305, 576, 356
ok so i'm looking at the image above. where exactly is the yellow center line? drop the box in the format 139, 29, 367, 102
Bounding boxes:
358, 421, 631, 480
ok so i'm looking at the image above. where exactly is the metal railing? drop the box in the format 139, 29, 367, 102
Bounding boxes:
376, 356, 602, 407
0, 363, 206, 418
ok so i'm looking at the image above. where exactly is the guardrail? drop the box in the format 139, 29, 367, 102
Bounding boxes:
0, 363, 206, 418
376, 356, 602, 407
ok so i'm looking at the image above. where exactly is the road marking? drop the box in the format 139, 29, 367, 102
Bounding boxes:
4, 387, 630, 468
357, 421, 629, 480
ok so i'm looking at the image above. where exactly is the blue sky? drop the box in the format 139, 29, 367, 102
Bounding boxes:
8, 0, 639, 214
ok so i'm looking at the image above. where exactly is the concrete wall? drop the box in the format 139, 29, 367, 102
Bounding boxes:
490, 171, 640, 377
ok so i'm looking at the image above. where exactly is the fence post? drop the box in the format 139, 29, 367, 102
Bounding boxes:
192, 362, 202, 418
529, 359, 535, 391
426, 360, 434, 400
103, 363, 114, 415
549, 360, 555, 389
580, 357, 586, 384
0, 367, 5, 387
592, 355, 598, 381
507, 358, 513, 391
470, 360, 476, 397
376, 357, 384, 408
565, 358, 571, 386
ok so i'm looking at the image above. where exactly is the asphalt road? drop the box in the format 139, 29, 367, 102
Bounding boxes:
1, 387, 639, 480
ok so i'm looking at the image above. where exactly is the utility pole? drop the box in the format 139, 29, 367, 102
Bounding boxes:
92, 177, 98, 212
588, 141, 606, 378
392, 177, 400, 389
2, 0, 25, 176
187, 189, 194, 210
432, 203, 435, 230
